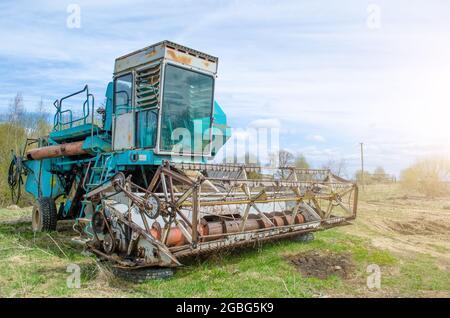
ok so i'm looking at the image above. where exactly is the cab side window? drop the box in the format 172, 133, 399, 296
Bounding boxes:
114, 74, 133, 115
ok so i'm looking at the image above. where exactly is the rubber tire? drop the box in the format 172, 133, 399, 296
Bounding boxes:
112, 267, 174, 282
32, 197, 57, 232
294, 232, 315, 243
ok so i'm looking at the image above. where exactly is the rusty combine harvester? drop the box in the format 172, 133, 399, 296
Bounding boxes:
8, 41, 358, 275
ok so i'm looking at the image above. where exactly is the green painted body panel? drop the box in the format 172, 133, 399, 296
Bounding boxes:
23, 159, 65, 199
49, 124, 101, 142
82, 135, 112, 153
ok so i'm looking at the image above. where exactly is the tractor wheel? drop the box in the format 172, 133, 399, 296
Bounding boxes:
112, 267, 174, 282
294, 232, 315, 243
32, 197, 57, 232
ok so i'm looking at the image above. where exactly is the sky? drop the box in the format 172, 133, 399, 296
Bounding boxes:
0, 0, 449, 177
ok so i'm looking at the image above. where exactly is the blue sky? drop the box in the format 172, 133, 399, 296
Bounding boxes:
1, 0, 450, 176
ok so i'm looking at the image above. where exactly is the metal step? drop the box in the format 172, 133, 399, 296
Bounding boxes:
85, 183, 100, 188
86, 174, 115, 188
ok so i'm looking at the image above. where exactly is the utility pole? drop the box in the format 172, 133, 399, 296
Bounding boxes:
360, 142, 364, 189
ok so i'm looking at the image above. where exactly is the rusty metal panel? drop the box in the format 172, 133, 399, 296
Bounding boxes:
114, 40, 218, 75
164, 47, 218, 74
113, 112, 134, 150
115, 42, 166, 75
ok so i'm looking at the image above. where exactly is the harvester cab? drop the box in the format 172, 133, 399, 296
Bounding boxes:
111, 41, 227, 156
8, 41, 358, 270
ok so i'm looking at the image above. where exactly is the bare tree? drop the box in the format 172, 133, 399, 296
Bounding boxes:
373, 166, 386, 175
273, 149, 294, 179
278, 149, 294, 167
372, 166, 390, 183
8, 92, 25, 125
30, 98, 51, 137
37, 98, 46, 116
7, 93, 26, 153
322, 159, 348, 177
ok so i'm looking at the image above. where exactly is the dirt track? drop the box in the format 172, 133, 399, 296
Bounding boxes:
287, 251, 354, 279
342, 184, 450, 268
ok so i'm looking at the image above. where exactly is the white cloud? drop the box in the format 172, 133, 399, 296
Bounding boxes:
306, 134, 326, 143
248, 118, 281, 128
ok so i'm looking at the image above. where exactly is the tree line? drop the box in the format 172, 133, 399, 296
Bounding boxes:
0, 93, 51, 206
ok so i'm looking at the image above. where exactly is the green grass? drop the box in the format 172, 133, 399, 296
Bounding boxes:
0, 207, 30, 222
0, 208, 448, 297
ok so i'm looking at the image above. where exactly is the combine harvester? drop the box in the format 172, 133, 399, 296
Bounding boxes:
8, 41, 358, 275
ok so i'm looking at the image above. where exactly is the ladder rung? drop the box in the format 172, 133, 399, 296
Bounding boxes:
86, 183, 100, 187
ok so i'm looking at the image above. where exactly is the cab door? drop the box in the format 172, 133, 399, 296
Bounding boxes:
112, 73, 135, 150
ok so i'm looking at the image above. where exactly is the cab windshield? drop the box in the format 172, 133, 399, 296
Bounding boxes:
160, 64, 214, 154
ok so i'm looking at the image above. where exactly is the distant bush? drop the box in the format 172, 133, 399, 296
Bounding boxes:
354, 166, 395, 185
355, 170, 372, 184
0, 94, 52, 207
400, 157, 450, 197
0, 123, 33, 207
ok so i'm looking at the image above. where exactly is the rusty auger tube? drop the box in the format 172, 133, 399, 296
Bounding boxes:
26, 141, 88, 160
149, 212, 306, 247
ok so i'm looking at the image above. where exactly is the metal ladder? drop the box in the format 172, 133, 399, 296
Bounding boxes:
83, 153, 115, 193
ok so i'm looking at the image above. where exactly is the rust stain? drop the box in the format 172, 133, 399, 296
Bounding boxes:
203, 61, 210, 68
167, 49, 192, 65
146, 50, 157, 58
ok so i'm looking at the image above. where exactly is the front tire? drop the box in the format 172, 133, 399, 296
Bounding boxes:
32, 197, 57, 232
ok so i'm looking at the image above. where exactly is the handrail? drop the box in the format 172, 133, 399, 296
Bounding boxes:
89, 93, 95, 151
53, 85, 95, 131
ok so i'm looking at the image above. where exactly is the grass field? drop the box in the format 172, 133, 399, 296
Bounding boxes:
0, 184, 449, 298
